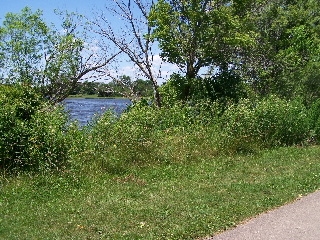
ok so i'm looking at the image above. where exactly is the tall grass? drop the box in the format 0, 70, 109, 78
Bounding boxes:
219, 96, 311, 153
70, 95, 315, 174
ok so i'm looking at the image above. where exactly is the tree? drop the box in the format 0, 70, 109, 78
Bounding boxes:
97, 75, 153, 99
148, 0, 254, 100
106, 75, 136, 99
133, 79, 153, 97
91, 0, 162, 107
236, 0, 320, 101
70, 81, 100, 95
0, 7, 118, 104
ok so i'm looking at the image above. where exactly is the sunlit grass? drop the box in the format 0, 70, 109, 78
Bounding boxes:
1, 146, 320, 239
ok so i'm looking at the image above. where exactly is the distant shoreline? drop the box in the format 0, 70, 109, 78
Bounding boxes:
67, 94, 126, 99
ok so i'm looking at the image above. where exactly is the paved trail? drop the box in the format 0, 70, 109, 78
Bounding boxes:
203, 190, 320, 240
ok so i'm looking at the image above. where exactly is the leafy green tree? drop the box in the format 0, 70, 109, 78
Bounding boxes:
237, 0, 320, 101
0, 8, 50, 84
133, 79, 153, 97
107, 75, 134, 98
98, 75, 153, 99
81, 81, 99, 95
149, 0, 254, 100
70, 81, 101, 95
160, 70, 246, 106
150, 0, 320, 103
0, 7, 117, 104
297, 61, 320, 105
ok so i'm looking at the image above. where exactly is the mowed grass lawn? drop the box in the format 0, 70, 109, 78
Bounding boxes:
1, 146, 320, 240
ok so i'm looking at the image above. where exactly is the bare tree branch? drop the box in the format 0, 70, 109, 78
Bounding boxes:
91, 0, 162, 107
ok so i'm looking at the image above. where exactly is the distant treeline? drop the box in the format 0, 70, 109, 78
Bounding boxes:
69, 76, 154, 98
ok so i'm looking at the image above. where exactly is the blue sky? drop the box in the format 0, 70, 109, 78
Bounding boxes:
0, 0, 107, 24
0, 0, 178, 83
0, 0, 124, 40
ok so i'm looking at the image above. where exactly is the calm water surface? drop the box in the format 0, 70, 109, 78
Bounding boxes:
63, 98, 131, 125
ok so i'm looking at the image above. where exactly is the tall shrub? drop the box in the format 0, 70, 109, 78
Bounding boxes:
220, 96, 311, 153
308, 99, 320, 142
0, 85, 71, 170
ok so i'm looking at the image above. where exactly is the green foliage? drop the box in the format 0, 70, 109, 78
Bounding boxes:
220, 96, 311, 153
0, 8, 49, 84
133, 79, 154, 97
149, 0, 253, 80
86, 104, 196, 170
190, 70, 247, 104
159, 73, 190, 105
239, 0, 320, 100
160, 70, 247, 105
0, 7, 86, 103
308, 99, 320, 142
0, 85, 42, 168
26, 106, 71, 170
0, 85, 72, 171
1, 86, 317, 175
2, 84, 315, 173
70, 95, 316, 176
150, 0, 320, 104
295, 61, 320, 105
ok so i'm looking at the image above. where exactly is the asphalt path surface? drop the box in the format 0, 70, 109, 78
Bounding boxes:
203, 190, 320, 240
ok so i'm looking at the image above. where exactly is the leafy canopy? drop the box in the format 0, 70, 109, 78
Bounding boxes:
149, 0, 254, 79
0, 7, 86, 103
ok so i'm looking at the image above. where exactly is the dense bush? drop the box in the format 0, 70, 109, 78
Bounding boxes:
86, 104, 197, 167
0, 85, 72, 171
160, 71, 247, 107
309, 99, 320, 142
220, 96, 311, 153
2, 84, 317, 174
83, 95, 314, 171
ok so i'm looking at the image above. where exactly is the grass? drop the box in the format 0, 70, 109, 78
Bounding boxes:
1, 145, 320, 239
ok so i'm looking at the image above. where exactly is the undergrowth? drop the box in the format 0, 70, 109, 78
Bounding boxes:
71, 95, 318, 174
1, 85, 320, 239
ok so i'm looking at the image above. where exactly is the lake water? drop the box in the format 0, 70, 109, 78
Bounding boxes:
63, 98, 131, 125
